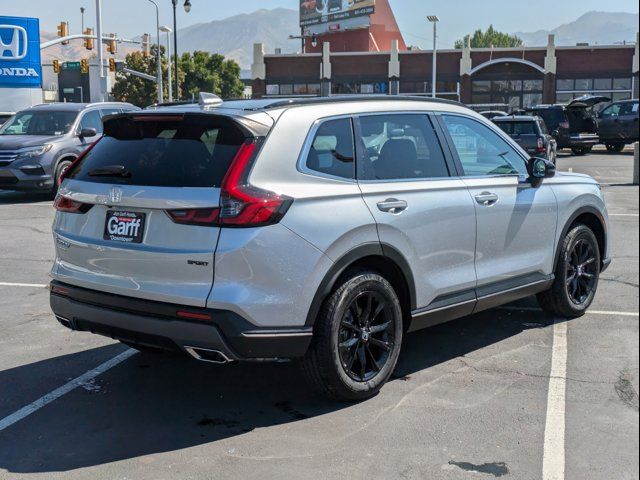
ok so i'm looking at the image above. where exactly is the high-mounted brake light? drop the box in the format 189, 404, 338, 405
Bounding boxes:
165, 139, 292, 228
54, 196, 93, 214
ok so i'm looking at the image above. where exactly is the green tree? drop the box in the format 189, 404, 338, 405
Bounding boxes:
111, 45, 168, 107
455, 25, 523, 49
178, 51, 245, 100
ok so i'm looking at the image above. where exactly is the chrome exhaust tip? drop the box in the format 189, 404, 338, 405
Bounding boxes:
184, 346, 234, 364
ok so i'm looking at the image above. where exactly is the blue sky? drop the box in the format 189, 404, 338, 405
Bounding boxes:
3, 0, 639, 48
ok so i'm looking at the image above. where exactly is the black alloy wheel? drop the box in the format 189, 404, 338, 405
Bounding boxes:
565, 238, 598, 306
338, 290, 395, 382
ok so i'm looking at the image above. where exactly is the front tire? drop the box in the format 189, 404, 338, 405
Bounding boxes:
537, 224, 601, 318
52, 159, 72, 196
301, 270, 403, 401
605, 142, 625, 153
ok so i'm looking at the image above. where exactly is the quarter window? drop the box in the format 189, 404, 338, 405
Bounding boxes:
442, 115, 528, 177
357, 114, 449, 180
305, 118, 355, 180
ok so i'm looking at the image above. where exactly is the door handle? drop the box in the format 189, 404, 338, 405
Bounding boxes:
377, 198, 408, 214
475, 192, 499, 206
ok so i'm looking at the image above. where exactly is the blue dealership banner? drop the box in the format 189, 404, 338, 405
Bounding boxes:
0, 16, 42, 88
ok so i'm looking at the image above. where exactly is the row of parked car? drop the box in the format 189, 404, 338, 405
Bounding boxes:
0, 95, 637, 195
481, 96, 639, 162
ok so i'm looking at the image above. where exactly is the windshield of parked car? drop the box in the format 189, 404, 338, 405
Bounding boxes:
0, 110, 78, 136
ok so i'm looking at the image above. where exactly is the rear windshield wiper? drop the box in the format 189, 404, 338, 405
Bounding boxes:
87, 165, 131, 178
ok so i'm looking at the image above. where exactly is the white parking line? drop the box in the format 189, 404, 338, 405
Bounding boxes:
609, 213, 639, 217
499, 306, 639, 317
0, 349, 136, 433
542, 320, 568, 480
0, 282, 47, 288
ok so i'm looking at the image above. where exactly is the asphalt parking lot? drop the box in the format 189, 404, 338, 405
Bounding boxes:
0, 148, 638, 480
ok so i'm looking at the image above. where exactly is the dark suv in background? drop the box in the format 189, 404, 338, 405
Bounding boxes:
526, 95, 610, 156
0, 102, 138, 194
493, 115, 557, 163
597, 99, 639, 152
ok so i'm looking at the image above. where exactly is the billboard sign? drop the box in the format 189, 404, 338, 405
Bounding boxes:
300, 0, 375, 27
0, 16, 42, 88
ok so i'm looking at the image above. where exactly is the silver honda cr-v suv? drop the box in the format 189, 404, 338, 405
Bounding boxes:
50, 95, 611, 401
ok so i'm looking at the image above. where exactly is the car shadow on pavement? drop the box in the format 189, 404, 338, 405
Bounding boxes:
0, 302, 554, 474
0, 191, 52, 205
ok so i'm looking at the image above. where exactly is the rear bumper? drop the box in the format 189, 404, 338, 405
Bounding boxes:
567, 135, 599, 148
49, 281, 313, 360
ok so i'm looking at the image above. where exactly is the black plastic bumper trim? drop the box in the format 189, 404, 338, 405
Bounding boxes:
50, 281, 312, 359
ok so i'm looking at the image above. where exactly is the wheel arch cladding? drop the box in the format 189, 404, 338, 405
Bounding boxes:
305, 243, 416, 332
555, 206, 607, 271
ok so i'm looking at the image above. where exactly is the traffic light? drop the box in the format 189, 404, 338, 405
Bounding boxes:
142, 33, 150, 58
109, 58, 116, 72
80, 58, 89, 74
84, 28, 94, 50
52, 60, 60, 74
57, 21, 69, 45
108, 34, 117, 55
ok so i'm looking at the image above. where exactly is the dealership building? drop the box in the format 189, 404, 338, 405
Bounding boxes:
252, 0, 639, 108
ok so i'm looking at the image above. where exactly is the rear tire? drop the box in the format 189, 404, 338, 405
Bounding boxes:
571, 147, 586, 156
537, 224, 601, 318
301, 270, 403, 402
605, 142, 625, 153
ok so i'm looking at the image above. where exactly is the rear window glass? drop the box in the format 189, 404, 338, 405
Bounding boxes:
531, 109, 565, 129
66, 114, 246, 188
495, 121, 538, 135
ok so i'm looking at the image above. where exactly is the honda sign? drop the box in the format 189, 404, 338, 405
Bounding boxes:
0, 16, 42, 88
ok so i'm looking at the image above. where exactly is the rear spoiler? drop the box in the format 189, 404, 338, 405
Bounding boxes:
101, 111, 271, 138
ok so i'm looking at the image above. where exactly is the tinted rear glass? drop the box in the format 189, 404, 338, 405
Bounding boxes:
495, 121, 538, 135
66, 114, 246, 188
531, 109, 565, 128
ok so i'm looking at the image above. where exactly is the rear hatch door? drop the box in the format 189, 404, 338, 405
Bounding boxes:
52, 112, 265, 307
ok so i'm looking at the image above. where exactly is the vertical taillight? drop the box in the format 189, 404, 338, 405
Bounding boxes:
536, 137, 545, 153
218, 140, 292, 227
165, 139, 292, 228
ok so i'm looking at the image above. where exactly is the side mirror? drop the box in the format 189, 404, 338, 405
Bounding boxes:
551, 129, 560, 138
528, 157, 556, 188
79, 128, 97, 138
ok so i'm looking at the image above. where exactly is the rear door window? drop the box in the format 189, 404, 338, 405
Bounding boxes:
304, 118, 355, 180
357, 114, 449, 180
66, 114, 246, 188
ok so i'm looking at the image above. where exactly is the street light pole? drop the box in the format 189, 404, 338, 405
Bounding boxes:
160, 26, 173, 102
96, 0, 105, 101
171, 0, 179, 100
427, 15, 439, 99
170, 0, 191, 101
146, 0, 163, 104
80, 7, 85, 32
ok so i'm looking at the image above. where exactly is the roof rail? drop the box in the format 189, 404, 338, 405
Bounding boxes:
259, 95, 464, 110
